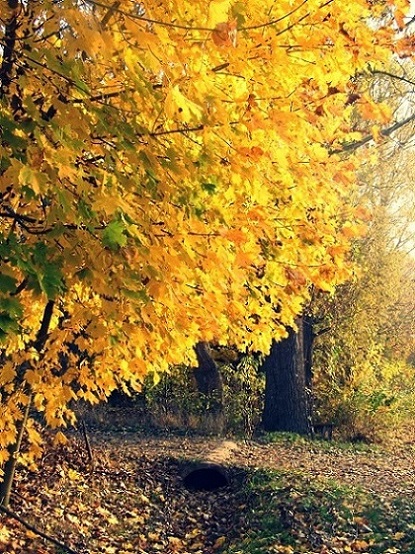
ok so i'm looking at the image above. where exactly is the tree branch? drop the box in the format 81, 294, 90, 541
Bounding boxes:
370, 69, 415, 88
333, 111, 415, 154
100, 0, 121, 28
0, 0, 20, 98
0, 504, 80, 554
86, 0, 330, 35
87, 0, 214, 31
10, 278, 28, 296
35, 299, 55, 352
240, 0, 309, 30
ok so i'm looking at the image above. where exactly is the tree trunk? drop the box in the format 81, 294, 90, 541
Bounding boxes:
262, 316, 313, 435
0, 399, 31, 507
0, 1, 19, 99
193, 342, 223, 410
0, 300, 54, 508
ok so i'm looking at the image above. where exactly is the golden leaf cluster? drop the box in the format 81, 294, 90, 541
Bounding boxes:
0, 0, 409, 460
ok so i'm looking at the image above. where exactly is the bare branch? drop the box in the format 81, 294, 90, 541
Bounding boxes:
333, 111, 415, 154
0, 504, 79, 554
84, 0, 331, 35
0, 1, 20, 98
370, 69, 415, 88
87, 0, 214, 31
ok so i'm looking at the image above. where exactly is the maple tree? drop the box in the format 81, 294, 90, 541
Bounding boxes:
0, 0, 409, 503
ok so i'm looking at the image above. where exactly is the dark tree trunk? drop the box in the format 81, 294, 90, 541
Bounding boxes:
0, 1, 19, 99
193, 342, 223, 416
261, 316, 313, 435
303, 313, 314, 392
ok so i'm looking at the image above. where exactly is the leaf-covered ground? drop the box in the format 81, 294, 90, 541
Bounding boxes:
2, 420, 415, 553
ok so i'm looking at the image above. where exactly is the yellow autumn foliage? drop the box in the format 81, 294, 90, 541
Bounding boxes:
0, 0, 409, 463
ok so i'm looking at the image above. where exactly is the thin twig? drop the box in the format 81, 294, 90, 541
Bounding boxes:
332, 111, 415, 154
80, 420, 94, 466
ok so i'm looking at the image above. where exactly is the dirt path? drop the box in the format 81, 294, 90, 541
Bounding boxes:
97, 432, 415, 498
3, 431, 415, 554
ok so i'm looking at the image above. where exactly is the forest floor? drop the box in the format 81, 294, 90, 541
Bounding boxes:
2, 411, 415, 554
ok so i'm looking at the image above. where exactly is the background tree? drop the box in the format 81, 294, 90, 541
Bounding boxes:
312, 70, 415, 439
262, 316, 314, 434
193, 342, 224, 424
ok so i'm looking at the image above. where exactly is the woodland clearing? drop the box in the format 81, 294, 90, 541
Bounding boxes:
1, 412, 415, 554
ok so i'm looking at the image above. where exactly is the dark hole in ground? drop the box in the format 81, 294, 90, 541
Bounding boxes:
183, 465, 230, 491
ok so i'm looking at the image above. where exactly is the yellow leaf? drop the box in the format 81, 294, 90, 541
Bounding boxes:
53, 431, 68, 445
0, 527, 11, 543
107, 514, 119, 525
213, 536, 227, 549
18, 165, 43, 194
120, 359, 130, 372
0, 362, 15, 384
165, 85, 203, 122
208, 0, 232, 26
67, 468, 81, 480
168, 536, 183, 551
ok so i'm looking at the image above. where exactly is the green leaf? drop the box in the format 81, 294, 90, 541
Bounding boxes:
40, 262, 64, 299
76, 267, 92, 281
0, 297, 23, 318
122, 288, 149, 302
201, 182, 217, 194
102, 220, 128, 250
0, 274, 18, 293
31, 245, 65, 298
231, 2, 247, 26
33, 242, 48, 265
0, 312, 19, 334
77, 198, 95, 225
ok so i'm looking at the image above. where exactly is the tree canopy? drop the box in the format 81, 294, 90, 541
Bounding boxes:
0, 0, 409, 463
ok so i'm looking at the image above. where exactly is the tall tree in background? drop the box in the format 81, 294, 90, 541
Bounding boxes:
312, 60, 415, 435
193, 342, 223, 421
0, 0, 408, 503
262, 315, 314, 434
313, 204, 415, 437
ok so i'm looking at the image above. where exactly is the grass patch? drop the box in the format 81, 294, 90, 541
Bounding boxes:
223, 467, 415, 553
258, 431, 310, 446
259, 431, 383, 458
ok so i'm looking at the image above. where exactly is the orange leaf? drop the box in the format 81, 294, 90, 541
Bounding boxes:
212, 20, 237, 47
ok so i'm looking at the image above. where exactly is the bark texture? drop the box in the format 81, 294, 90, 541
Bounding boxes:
262, 316, 313, 435
193, 342, 223, 416
193, 342, 223, 396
